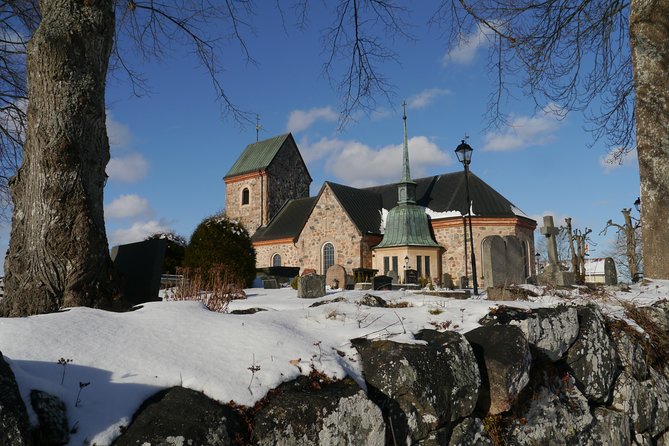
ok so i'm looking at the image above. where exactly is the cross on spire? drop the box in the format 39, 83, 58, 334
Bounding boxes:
401, 100, 412, 183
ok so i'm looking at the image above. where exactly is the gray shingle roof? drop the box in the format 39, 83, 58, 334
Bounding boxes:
251, 197, 316, 242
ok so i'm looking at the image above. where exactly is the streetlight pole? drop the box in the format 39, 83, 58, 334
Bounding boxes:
455, 140, 479, 295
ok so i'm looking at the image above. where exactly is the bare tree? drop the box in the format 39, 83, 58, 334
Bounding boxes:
564, 218, 579, 276
601, 208, 642, 282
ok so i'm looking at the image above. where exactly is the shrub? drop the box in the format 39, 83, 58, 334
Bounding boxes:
185, 212, 256, 287
145, 231, 187, 274
291, 275, 299, 290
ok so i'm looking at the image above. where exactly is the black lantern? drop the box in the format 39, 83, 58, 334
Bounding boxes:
455, 139, 478, 295
454, 140, 473, 166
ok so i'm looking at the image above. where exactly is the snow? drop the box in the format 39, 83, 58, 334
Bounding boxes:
424, 208, 463, 219
1, 281, 669, 445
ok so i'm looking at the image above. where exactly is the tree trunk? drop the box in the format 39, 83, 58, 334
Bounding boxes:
631, 0, 669, 280
1, 0, 123, 316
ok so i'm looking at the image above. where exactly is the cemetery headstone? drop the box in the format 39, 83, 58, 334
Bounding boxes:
482, 235, 527, 287
387, 270, 399, 284
111, 239, 167, 306
404, 269, 418, 285
537, 216, 575, 286
262, 279, 279, 289
504, 236, 525, 284
325, 265, 347, 290
441, 273, 454, 289
604, 257, 618, 285
372, 275, 393, 291
297, 274, 326, 299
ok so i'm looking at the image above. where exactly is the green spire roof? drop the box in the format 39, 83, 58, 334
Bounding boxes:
225, 133, 291, 178
376, 107, 438, 249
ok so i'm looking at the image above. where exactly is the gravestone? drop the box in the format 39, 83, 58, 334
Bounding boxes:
405, 269, 418, 285
603, 258, 618, 285
537, 216, 575, 286
111, 239, 167, 306
442, 273, 454, 289
387, 270, 399, 284
482, 235, 527, 287
372, 275, 393, 291
297, 275, 326, 299
262, 279, 279, 289
326, 265, 347, 290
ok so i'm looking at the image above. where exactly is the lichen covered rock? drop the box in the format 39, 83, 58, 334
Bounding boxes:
513, 306, 579, 361
0, 352, 31, 446
252, 375, 385, 446
30, 390, 69, 445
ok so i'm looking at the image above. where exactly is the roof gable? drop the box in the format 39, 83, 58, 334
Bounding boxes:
225, 133, 292, 178
251, 196, 316, 242
326, 182, 383, 235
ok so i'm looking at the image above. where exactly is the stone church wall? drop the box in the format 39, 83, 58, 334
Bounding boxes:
294, 185, 365, 274
254, 241, 299, 268
433, 217, 535, 288
266, 141, 311, 222
225, 172, 266, 232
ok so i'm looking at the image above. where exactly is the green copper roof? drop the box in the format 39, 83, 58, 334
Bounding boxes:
225, 133, 291, 178
375, 203, 440, 248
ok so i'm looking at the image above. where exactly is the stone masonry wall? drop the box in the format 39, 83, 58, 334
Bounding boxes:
266, 141, 311, 222
255, 241, 299, 268
433, 218, 535, 288
225, 173, 266, 232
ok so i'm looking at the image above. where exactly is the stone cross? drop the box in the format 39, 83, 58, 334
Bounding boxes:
540, 215, 560, 266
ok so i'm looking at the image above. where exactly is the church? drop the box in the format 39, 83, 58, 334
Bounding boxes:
224, 114, 537, 288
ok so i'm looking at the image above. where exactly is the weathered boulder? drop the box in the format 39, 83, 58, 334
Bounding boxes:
585, 407, 632, 446
358, 293, 387, 307
252, 375, 385, 446
0, 351, 31, 446
612, 369, 669, 437
565, 306, 618, 403
30, 390, 69, 445
611, 329, 649, 381
447, 418, 492, 446
513, 306, 579, 361
297, 274, 326, 299
465, 325, 532, 415
353, 330, 480, 444
113, 386, 247, 445
507, 376, 593, 445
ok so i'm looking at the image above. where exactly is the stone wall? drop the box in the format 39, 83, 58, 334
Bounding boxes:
225, 172, 267, 232
433, 217, 536, 288
265, 141, 311, 222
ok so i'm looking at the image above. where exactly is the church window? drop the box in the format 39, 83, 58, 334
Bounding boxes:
425, 256, 431, 278
241, 188, 250, 205
392, 256, 398, 273
272, 253, 282, 267
383, 257, 390, 275
416, 256, 422, 276
323, 243, 335, 273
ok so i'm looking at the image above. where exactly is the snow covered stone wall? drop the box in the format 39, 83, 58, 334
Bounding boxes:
3, 301, 669, 445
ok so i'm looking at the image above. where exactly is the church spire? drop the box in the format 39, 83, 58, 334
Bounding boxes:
401, 101, 412, 183
397, 101, 416, 205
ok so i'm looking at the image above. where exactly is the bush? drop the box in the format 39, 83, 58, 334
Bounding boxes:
184, 212, 256, 287
145, 231, 187, 274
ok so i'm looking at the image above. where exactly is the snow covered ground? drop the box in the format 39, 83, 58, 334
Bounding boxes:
1, 281, 668, 445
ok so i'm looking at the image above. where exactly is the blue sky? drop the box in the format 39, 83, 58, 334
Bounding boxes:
12, 4, 639, 263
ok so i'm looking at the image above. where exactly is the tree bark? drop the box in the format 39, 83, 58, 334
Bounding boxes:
1, 0, 123, 316
631, 0, 669, 280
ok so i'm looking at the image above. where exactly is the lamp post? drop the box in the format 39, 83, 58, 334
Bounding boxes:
455, 140, 479, 295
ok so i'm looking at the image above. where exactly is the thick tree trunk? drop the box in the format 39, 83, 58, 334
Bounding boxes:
1, 0, 123, 316
631, 0, 669, 280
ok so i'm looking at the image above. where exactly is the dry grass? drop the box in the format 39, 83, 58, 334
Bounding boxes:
614, 301, 669, 371
170, 265, 246, 313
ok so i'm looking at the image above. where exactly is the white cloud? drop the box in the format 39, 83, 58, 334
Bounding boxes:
302, 136, 452, 187
407, 88, 451, 109
482, 104, 565, 151
599, 147, 637, 174
106, 112, 133, 150
107, 152, 148, 183
442, 25, 495, 66
105, 194, 152, 219
109, 220, 170, 247
286, 106, 338, 133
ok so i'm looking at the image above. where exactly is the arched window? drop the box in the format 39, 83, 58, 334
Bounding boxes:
241, 188, 250, 205
323, 243, 335, 273
272, 253, 282, 267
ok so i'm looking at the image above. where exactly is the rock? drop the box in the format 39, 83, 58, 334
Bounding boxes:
229, 307, 267, 314
486, 286, 535, 301
611, 329, 649, 381
252, 375, 384, 446
586, 407, 631, 446
465, 325, 532, 415
353, 330, 480, 444
447, 418, 492, 446
565, 306, 618, 404
612, 369, 669, 437
513, 306, 579, 361
358, 293, 387, 307
0, 351, 31, 446
309, 297, 347, 307
507, 376, 593, 445
30, 390, 69, 445
113, 386, 247, 446
478, 305, 533, 326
